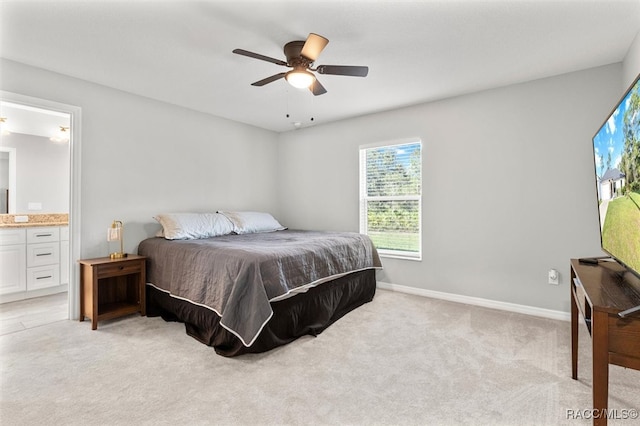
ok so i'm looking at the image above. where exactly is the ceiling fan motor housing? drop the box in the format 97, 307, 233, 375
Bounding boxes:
284, 41, 313, 67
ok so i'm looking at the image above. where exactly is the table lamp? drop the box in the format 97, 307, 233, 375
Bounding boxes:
107, 220, 127, 259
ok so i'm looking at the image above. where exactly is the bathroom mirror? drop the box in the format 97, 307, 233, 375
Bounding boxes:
0, 101, 70, 215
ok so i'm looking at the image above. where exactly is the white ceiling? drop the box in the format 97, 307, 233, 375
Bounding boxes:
1, 0, 640, 133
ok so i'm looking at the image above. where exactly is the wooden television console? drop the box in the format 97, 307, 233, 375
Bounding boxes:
570, 258, 640, 426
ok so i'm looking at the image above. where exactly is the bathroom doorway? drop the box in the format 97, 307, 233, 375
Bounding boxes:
0, 91, 81, 324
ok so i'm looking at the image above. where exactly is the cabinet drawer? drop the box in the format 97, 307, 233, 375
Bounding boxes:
27, 265, 60, 290
27, 227, 60, 244
27, 243, 60, 267
0, 228, 26, 246
96, 260, 143, 279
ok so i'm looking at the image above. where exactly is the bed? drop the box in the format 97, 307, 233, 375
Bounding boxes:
138, 212, 382, 357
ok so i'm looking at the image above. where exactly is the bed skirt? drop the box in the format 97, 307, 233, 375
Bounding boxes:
146, 269, 377, 357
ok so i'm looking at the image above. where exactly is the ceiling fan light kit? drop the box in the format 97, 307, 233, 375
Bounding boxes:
285, 69, 316, 89
233, 33, 368, 95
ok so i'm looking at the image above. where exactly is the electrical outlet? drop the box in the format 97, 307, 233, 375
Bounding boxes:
548, 269, 559, 285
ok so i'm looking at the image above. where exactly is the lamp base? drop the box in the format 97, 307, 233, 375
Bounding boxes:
110, 252, 128, 259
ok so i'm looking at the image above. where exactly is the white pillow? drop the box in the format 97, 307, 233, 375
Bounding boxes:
153, 213, 234, 240
217, 211, 287, 234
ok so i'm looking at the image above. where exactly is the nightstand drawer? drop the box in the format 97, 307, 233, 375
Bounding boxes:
27, 243, 60, 267
95, 260, 143, 279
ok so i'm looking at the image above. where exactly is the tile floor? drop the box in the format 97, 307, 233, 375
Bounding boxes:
0, 292, 68, 336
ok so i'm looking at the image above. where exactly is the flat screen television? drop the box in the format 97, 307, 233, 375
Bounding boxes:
591, 73, 640, 278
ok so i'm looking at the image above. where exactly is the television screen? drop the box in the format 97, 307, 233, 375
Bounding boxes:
592, 74, 640, 277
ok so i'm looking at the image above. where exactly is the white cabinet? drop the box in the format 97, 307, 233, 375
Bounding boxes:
27, 265, 60, 290
0, 225, 69, 302
26, 227, 61, 290
0, 228, 26, 245
27, 240, 60, 268
27, 227, 60, 244
0, 229, 27, 295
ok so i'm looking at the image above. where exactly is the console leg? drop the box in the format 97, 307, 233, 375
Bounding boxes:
592, 310, 609, 426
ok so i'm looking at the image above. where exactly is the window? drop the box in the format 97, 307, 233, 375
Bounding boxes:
359, 138, 422, 260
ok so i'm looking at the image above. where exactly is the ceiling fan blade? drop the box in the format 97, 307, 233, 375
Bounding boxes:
251, 72, 287, 86
300, 33, 329, 61
309, 78, 327, 96
316, 65, 369, 77
233, 49, 287, 66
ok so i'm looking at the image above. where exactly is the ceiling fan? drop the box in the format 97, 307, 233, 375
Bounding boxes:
232, 33, 369, 96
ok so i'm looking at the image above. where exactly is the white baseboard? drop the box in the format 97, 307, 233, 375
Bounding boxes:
376, 281, 571, 322
0, 284, 68, 304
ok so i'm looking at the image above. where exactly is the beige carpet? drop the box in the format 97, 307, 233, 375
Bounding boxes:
1, 289, 639, 426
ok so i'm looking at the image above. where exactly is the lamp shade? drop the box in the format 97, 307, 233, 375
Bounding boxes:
107, 220, 127, 259
285, 69, 316, 89
107, 226, 121, 242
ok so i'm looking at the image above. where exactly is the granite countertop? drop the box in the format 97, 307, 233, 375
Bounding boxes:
0, 221, 69, 228
0, 214, 69, 229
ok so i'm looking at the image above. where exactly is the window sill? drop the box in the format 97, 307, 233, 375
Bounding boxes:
379, 253, 422, 262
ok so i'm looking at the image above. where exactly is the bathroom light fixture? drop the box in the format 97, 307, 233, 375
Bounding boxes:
50, 126, 69, 143
0, 117, 10, 136
107, 220, 127, 259
285, 69, 316, 89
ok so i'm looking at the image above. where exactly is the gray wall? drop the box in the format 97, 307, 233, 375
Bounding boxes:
2, 37, 639, 313
276, 64, 622, 313
0, 58, 280, 258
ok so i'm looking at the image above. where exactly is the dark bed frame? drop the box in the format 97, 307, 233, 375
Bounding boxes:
146, 269, 377, 357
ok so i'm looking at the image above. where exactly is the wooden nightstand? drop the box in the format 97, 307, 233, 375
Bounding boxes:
78, 254, 146, 330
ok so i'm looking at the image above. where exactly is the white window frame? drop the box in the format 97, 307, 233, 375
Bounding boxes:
359, 137, 422, 261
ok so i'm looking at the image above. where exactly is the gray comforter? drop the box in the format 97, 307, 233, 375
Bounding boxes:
138, 230, 382, 347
